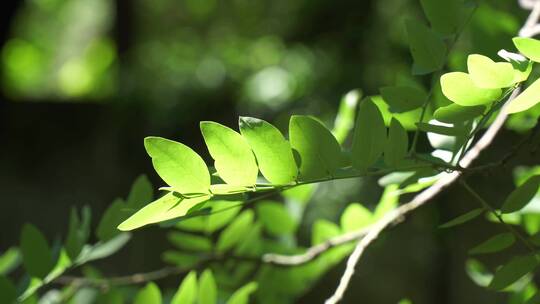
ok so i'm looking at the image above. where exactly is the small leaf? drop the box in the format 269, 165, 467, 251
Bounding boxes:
289, 115, 342, 180
405, 19, 446, 75
384, 118, 408, 167
75, 233, 131, 265
145, 137, 210, 194
512, 60, 533, 83
226, 282, 258, 304
340, 203, 373, 232
419, 0, 461, 35
0, 276, 16, 304
352, 98, 386, 170
526, 292, 540, 304
513, 37, 540, 63
416, 122, 465, 136
0, 248, 20, 275
380, 86, 427, 112
216, 210, 254, 252
126, 175, 153, 210
118, 193, 211, 231
96, 198, 125, 242
440, 72, 502, 106
469, 233, 515, 255
433, 103, 485, 123
333, 89, 362, 144
312, 219, 341, 245
239, 117, 297, 184
20, 224, 54, 279
167, 232, 212, 252
507, 78, 540, 114
65, 207, 91, 260
256, 201, 297, 236
171, 271, 197, 304
134, 282, 161, 304
467, 54, 515, 89
198, 269, 217, 304
501, 175, 540, 214
489, 255, 539, 290
439, 208, 484, 228
201, 121, 258, 186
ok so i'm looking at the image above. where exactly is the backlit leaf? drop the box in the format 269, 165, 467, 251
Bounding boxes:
416, 122, 465, 136
171, 271, 197, 304
352, 98, 386, 170
20, 224, 54, 279
469, 233, 515, 255
467, 54, 515, 89
513, 37, 540, 63
380, 86, 426, 113
289, 115, 342, 181
145, 137, 210, 194
439, 208, 484, 228
440, 72, 502, 106
256, 201, 297, 236
226, 282, 258, 304
405, 19, 446, 75
134, 282, 161, 304
167, 232, 212, 252
507, 78, 540, 114
216, 210, 254, 252
198, 269, 217, 304
0, 248, 20, 275
340, 203, 373, 232
239, 117, 297, 184
384, 118, 408, 167
433, 103, 485, 123
501, 175, 540, 214
489, 255, 539, 290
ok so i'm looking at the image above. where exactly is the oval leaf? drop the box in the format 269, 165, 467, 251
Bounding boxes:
513, 37, 540, 63
433, 103, 485, 123
20, 224, 54, 279
501, 175, 540, 214
198, 269, 217, 304
145, 137, 210, 194
289, 115, 342, 181
201, 122, 258, 186
506, 78, 540, 114
380, 86, 427, 113
489, 255, 539, 290
440, 72, 502, 106
419, 0, 461, 35
171, 271, 197, 304
467, 54, 515, 89
384, 118, 408, 167
469, 233, 515, 255
352, 99, 386, 170
134, 282, 162, 304
227, 282, 258, 304
216, 210, 254, 252
439, 208, 484, 228
256, 201, 297, 236
405, 19, 447, 75
239, 117, 297, 184
340, 203, 373, 232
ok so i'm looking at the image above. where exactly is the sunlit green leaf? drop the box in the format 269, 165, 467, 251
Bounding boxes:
239, 117, 297, 184
145, 137, 210, 194
507, 78, 540, 114
469, 233, 515, 255
0, 247, 20, 275
171, 271, 197, 304
489, 255, 539, 290
226, 282, 258, 304
134, 282, 161, 304
511, 60, 533, 83
20, 224, 54, 279
439, 208, 484, 228
201, 121, 258, 186
380, 86, 426, 113
289, 115, 342, 180
513, 37, 540, 63
118, 193, 211, 231
333, 89, 362, 144
167, 232, 212, 252
198, 269, 217, 304
340, 203, 373, 232
312, 219, 341, 245
384, 118, 408, 166
352, 98, 386, 170
419, 0, 461, 35
216, 210, 254, 252
467, 54, 515, 89
433, 103, 485, 123
256, 201, 297, 236
405, 19, 446, 75
466, 259, 493, 287
440, 72, 502, 106
501, 175, 540, 214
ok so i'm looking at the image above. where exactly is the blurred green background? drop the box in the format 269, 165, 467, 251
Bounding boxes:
1, 0, 539, 303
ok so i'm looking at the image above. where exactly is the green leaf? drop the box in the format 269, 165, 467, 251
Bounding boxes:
0, 247, 20, 275
433, 103, 486, 123
312, 219, 341, 245
134, 282, 161, 304
201, 121, 258, 186
65, 207, 91, 260
167, 232, 212, 252
501, 175, 540, 214
145, 137, 210, 194
467, 54, 515, 89
507, 78, 540, 114
289, 115, 342, 180
405, 19, 446, 75
351, 99, 386, 170
171, 271, 197, 304
226, 282, 258, 304
0, 276, 16, 304
340, 203, 373, 232
416, 122, 465, 136
513, 37, 540, 63
526, 292, 540, 304
239, 117, 297, 184
466, 259, 493, 287
126, 175, 153, 210
384, 118, 408, 166
489, 255, 539, 290
96, 198, 125, 242
118, 193, 211, 231
469, 233, 515, 255
216, 210, 254, 252
333, 89, 362, 144
439, 208, 484, 228
256, 201, 297, 236
380, 86, 427, 113
20, 224, 54, 279
512, 60, 533, 83
209, 184, 248, 195
198, 269, 217, 304
175, 200, 242, 233
440, 72, 502, 106
75, 233, 131, 265
419, 0, 461, 35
